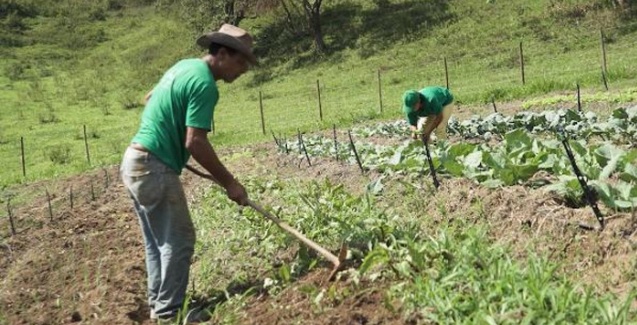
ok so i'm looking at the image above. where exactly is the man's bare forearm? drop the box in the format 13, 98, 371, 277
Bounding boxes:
187, 136, 235, 188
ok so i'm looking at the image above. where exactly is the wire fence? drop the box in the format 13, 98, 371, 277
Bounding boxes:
1, 23, 636, 192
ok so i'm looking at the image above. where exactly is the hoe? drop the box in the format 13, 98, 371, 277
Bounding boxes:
185, 164, 348, 281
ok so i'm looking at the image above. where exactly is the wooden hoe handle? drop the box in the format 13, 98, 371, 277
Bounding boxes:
246, 199, 340, 265
185, 164, 342, 267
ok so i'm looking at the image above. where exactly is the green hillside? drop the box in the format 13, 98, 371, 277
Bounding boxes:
2, 2, 637, 324
1, 0, 636, 186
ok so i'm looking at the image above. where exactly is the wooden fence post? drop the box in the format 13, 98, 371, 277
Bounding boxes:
90, 179, 96, 201
577, 83, 582, 112
601, 71, 609, 91
600, 29, 609, 90
600, 29, 607, 76
316, 80, 323, 121
103, 168, 110, 188
259, 91, 266, 135
519, 41, 525, 85
83, 125, 91, 165
20, 136, 26, 177
45, 189, 53, 222
444, 57, 449, 89
377, 69, 383, 113
7, 200, 16, 236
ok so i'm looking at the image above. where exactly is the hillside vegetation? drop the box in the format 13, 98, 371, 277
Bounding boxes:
0, 0, 636, 186
2, 1, 637, 324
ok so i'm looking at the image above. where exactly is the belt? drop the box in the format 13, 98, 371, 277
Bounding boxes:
129, 143, 149, 152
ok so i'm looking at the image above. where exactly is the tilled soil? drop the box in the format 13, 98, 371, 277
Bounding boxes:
1, 139, 636, 324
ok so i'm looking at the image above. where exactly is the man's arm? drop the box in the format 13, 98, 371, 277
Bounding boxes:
409, 124, 419, 139
185, 127, 247, 204
405, 111, 420, 139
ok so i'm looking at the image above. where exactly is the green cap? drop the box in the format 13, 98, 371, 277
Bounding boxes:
402, 90, 420, 112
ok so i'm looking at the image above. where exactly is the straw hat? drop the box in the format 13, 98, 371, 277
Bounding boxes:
196, 24, 256, 64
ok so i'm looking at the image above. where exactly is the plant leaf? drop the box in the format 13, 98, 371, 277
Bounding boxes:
463, 150, 483, 169
620, 164, 637, 182
594, 144, 625, 179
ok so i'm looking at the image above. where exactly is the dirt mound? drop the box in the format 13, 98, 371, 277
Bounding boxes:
236, 270, 402, 325
0, 168, 149, 324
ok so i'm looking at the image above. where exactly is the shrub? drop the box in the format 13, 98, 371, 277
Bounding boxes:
38, 112, 59, 124
4, 61, 27, 81
246, 69, 275, 88
48, 145, 71, 164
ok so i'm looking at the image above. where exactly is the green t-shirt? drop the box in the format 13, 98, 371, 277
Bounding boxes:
404, 86, 454, 126
131, 58, 219, 173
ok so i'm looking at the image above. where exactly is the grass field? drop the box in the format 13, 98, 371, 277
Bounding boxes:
1, 0, 637, 188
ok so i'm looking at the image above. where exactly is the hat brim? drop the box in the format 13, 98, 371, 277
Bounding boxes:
196, 32, 257, 65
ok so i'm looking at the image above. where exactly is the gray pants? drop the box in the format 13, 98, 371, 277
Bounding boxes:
120, 147, 195, 318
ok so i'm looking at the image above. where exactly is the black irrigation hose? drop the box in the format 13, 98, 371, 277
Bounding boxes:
333, 124, 338, 162
297, 130, 312, 167
420, 136, 440, 190
269, 125, 604, 231
348, 130, 365, 174
558, 127, 604, 230
271, 130, 281, 151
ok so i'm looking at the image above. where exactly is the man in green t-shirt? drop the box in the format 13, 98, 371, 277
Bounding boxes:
120, 24, 256, 324
402, 86, 454, 142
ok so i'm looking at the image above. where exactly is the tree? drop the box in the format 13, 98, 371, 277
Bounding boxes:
607, 0, 635, 18
280, 0, 326, 54
156, 0, 260, 31
612, 0, 631, 9
301, 0, 326, 54
222, 0, 255, 26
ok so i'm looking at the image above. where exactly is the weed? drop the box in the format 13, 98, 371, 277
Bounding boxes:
48, 144, 71, 164
38, 112, 59, 124
4, 62, 27, 81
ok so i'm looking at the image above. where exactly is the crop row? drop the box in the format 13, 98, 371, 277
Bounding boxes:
351, 106, 637, 142
278, 128, 637, 211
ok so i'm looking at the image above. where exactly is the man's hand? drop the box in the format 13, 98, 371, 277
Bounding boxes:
225, 180, 249, 206
410, 125, 420, 140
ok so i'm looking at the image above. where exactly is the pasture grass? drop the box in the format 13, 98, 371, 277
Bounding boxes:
1, 0, 637, 187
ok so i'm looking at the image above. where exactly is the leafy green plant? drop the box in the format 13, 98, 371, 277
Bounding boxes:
351, 106, 637, 143
280, 119, 637, 210
186, 173, 637, 323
